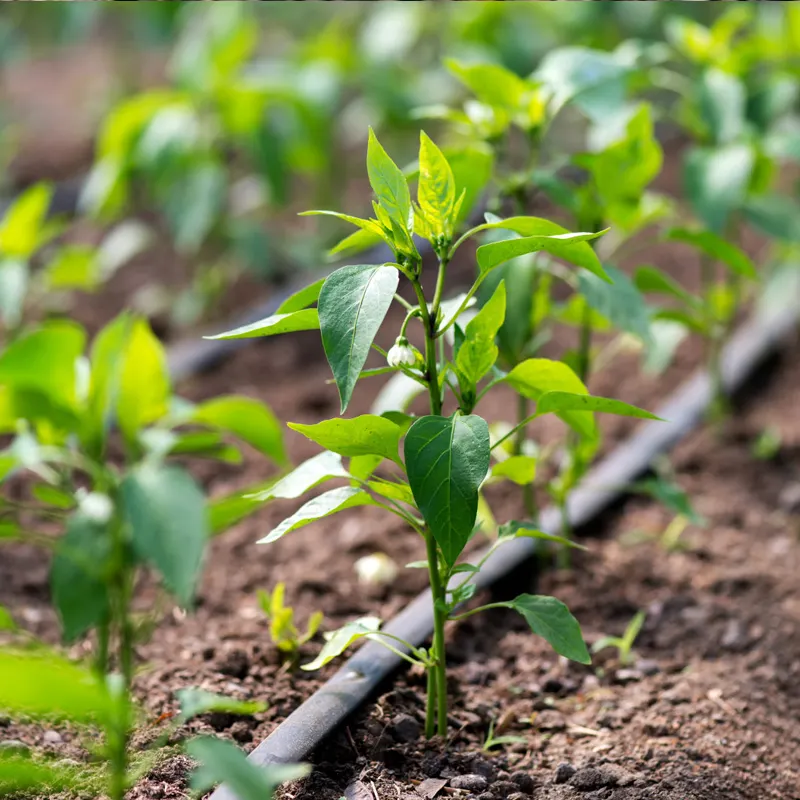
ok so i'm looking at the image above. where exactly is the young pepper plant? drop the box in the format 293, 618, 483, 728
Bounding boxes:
0, 314, 286, 799
210, 129, 659, 738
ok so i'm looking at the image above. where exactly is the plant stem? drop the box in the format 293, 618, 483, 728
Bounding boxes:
513, 395, 538, 523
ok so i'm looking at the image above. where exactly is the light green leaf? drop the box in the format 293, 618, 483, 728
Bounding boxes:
117, 319, 170, 442
121, 464, 208, 606
289, 415, 403, 466
0, 651, 110, 723
699, 68, 745, 146
300, 209, 386, 240
194, 396, 286, 465
248, 451, 349, 503
177, 689, 266, 724
258, 486, 373, 544
50, 514, 111, 643
319, 264, 399, 413
327, 228, 384, 260
205, 309, 319, 340
503, 359, 596, 440
367, 128, 412, 232
0, 183, 53, 259
456, 281, 506, 387
368, 477, 415, 506
405, 414, 490, 565
508, 594, 591, 664
417, 131, 456, 239
45, 246, 100, 291
535, 391, 660, 421
188, 736, 310, 800
0, 259, 28, 329
491, 455, 536, 485
301, 616, 381, 671
666, 228, 757, 280
276, 279, 325, 314
446, 59, 529, 109
497, 520, 585, 550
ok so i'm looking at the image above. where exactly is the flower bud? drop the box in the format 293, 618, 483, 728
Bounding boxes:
386, 336, 418, 368
78, 491, 114, 524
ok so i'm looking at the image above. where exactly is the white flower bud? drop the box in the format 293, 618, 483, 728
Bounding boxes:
355, 552, 399, 587
79, 492, 114, 524
386, 336, 418, 369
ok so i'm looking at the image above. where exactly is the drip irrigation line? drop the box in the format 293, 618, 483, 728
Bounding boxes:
209, 301, 799, 800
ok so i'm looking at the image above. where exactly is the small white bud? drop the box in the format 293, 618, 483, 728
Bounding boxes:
386, 336, 418, 369
79, 492, 114, 524
355, 552, 399, 587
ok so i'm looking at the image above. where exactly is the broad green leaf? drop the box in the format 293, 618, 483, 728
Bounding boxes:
666, 228, 757, 280
0, 259, 27, 329
50, 514, 111, 643
177, 688, 266, 723
634, 266, 696, 306
288, 414, 403, 466
327, 228, 384, 260
446, 59, 529, 109
117, 319, 170, 442
476, 222, 608, 281
491, 455, 536, 485
319, 264, 399, 413
367, 128, 412, 232
405, 414, 490, 565
699, 68, 745, 146
743, 195, 800, 242
0, 321, 85, 416
248, 451, 349, 503
497, 520, 585, 550
577, 265, 653, 345
349, 454, 383, 482
535, 392, 660, 421
683, 143, 754, 234
301, 616, 381, 671
456, 281, 506, 387
194, 396, 286, 464
275, 279, 325, 314
188, 736, 310, 800
0, 184, 53, 259
503, 359, 595, 440
205, 309, 319, 340
0, 651, 110, 723
258, 486, 373, 544
665, 16, 713, 63
121, 464, 208, 606
418, 131, 456, 239
508, 594, 591, 664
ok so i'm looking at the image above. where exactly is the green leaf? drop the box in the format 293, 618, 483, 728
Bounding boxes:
367, 128, 412, 232
743, 195, 800, 242
666, 228, 757, 280
417, 131, 456, 239
0, 321, 85, 416
327, 228, 384, 260
194, 396, 286, 464
448, 144, 494, 223
497, 520, 585, 550
405, 414, 490, 565
121, 464, 208, 606
188, 736, 309, 800
456, 281, 506, 388
508, 594, 591, 664
248, 451, 349, 503
0, 755, 79, 794
0, 183, 53, 259
288, 414, 403, 466
301, 616, 381, 671
503, 359, 596, 440
50, 514, 111, 643
491, 455, 536, 486
117, 319, 170, 442
0, 651, 110, 723
535, 392, 660, 421
634, 266, 696, 306
44, 246, 100, 291
683, 143, 754, 234
699, 68, 745, 146
275, 279, 325, 314
577, 264, 653, 344
258, 486, 373, 544
319, 264, 399, 413
475, 220, 608, 280
631, 476, 705, 526
205, 308, 319, 340
177, 689, 266, 724
300, 209, 386, 240
445, 59, 529, 109
349, 453, 383, 482
368, 477, 415, 506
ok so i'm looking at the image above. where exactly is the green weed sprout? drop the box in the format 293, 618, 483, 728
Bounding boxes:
591, 610, 646, 666
258, 583, 323, 665
210, 129, 659, 738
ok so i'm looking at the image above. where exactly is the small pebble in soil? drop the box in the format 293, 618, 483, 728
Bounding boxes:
390, 713, 421, 743
42, 730, 63, 745
554, 763, 576, 784
614, 668, 643, 684
535, 710, 566, 731
450, 774, 489, 792
217, 648, 250, 679
636, 659, 660, 676
422, 754, 444, 778
720, 619, 750, 652
469, 758, 497, 780
510, 772, 536, 794
490, 780, 519, 798
0, 740, 30, 756
229, 721, 253, 744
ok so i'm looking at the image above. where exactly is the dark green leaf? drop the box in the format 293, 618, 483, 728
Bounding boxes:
666, 228, 757, 280
634, 266, 695, 306
319, 264, 399, 413
405, 414, 490, 565
743, 195, 800, 242
508, 594, 591, 664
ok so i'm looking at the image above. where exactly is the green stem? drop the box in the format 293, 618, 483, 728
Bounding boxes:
424, 654, 437, 738
425, 531, 448, 738
513, 395, 538, 523
557, 500, 572, 570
